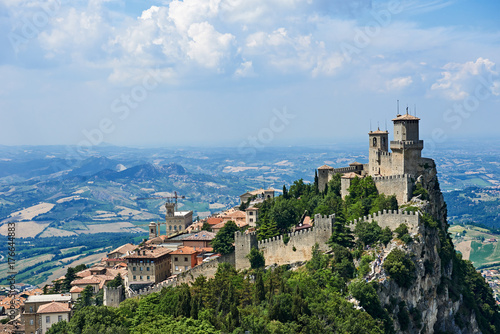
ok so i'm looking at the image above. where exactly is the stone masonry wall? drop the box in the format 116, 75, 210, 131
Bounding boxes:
234, 214, 333, 270
373, 174, 413, 204
347, 209, 421, 233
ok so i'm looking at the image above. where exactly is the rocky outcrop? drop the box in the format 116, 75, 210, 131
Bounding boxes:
373, 162, 482, 333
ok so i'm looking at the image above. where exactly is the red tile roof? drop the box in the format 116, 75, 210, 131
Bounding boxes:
37, 302, 71, 314
318, 164, 334, 170
206, 217, 223, 225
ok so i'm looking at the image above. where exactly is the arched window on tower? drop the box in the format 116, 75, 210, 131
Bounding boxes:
373, 137, 377, 146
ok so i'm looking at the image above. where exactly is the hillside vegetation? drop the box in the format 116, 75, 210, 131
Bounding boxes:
47, 176, 500, 333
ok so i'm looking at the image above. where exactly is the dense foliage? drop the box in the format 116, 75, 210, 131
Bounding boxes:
212, 221, 239, 255
382, 249, 416, 288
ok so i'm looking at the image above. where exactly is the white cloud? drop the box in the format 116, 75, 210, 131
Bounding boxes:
234, 60, 255, 78
187, 22, 235, 69
431, 58, 500, 100
386, 76, 413, 90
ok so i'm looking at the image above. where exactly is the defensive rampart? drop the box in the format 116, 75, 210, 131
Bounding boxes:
372, 174, 413, 204
347, 209, 420, 233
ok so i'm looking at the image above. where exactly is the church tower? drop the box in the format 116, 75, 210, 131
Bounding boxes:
390, 108, 423, 175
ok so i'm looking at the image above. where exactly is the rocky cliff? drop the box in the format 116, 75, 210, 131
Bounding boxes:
372, 161, 497, 333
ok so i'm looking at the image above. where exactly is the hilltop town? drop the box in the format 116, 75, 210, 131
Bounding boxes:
1, 111, 500, 334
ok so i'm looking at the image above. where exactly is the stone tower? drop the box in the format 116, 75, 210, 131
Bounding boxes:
390, 109, 423, 175
318, 165, 334, 192
368, 128, 390, 176
165, 202, 175, 217
149, 222, 158, 239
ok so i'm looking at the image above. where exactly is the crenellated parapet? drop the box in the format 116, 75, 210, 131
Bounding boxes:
347, 209, 420, 233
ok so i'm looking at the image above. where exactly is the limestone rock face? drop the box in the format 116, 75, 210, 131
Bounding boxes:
375, 163, 481, 333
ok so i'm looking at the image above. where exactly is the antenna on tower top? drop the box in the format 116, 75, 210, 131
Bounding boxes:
406, 105, 409, 115
397, 100, 400, 115
377, 121, 380, 130
414, 104, 417, 116
370, 119, 372, 132
385, 119, 387, 131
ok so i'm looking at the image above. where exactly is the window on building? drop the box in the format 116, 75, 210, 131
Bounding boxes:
185, 266, 188, 270
169, 226, 172, 230
133, 275, 136, 280
175, 266, 179, 271
140, 267, 143, 271
249, 211, 253, 215
58, 315, 62, 322
133, 267, 136, 271
174, 226, 177, 230
140, 276, 143, 280
29, 306, 33, 313
30, 319, 34, 326
147, 267, 150, 271
250, 219, 253, 223
184, 257, 188, 262
147, 276, 150, 280
179, 225, 182, 230
174, 257, 178, 261
46, 316, 50, 323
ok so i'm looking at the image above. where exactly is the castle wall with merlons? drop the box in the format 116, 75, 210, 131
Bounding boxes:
347, 209, 420, 233
372, 174, 413, 205
234, 214, 334, 270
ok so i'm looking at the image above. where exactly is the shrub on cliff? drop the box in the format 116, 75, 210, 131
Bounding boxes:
383, 249, 416, 288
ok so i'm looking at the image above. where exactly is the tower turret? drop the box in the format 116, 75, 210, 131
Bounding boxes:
390, 108, 424, 175
368, 127, 389, 176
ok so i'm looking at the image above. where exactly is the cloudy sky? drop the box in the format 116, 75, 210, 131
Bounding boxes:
0, 0, 499, 150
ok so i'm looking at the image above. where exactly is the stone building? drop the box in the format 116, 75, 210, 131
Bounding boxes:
318, 109, 429, 204
37, 302, 71, 334
124, 247, 172, 290
245, 206, 259, 227
23, 294, 71, 334
239, 188, 275, 204
107, 243, 136, 259
149, 202, 193, 239
170, 246, 199, 275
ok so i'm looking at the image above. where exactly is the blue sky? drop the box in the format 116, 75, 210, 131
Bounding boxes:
0, 0, 499, 152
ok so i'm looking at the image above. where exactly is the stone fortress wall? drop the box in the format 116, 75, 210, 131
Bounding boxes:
372, 174, 413, 204
346, 209, 420, 234
115, 210, 422, 303
234, 214, 333, 270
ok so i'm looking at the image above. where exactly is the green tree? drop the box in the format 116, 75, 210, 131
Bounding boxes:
246, 247, 265, 269
328, 218, 355, 248
383, 249, 416, 288
282, 185, 289, 199
75, 285, 94, 309
355, 221, 382, 247
201, 221, 212, 232
257, 219, 279, 240
380, 227, 393, 246
314, 170, 319, 193
254, 271, 266, 304
270, 197, 299, 233
212, 221, 239, 255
